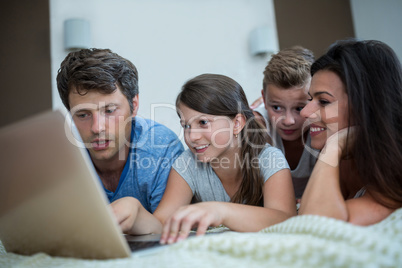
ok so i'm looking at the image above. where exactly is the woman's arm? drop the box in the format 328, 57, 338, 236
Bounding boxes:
299, 128, 395, 225
160, 168, 296, 244
299, 157, 395, 224
299, 128, 350, 219
345, 192, 395, 225
111, 168, 193, 235
298, 142, 349, 220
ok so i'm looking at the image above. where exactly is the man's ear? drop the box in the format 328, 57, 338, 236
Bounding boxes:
233, 114, 246, 135
131, 95, 139, 117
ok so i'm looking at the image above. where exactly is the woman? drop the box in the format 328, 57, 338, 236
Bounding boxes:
112, 74, 296, 244
299, 39, 402, 225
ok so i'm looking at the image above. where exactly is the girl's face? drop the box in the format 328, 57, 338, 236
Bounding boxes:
300, 70, 349, 150
262, 83, 310, 142
177, 104, 239, 163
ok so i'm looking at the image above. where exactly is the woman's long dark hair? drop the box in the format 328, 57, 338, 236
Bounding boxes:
311, 39, 402, 208
176, 74, 271, 205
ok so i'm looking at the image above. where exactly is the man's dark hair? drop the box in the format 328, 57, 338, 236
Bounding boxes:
56, 48, 138, 113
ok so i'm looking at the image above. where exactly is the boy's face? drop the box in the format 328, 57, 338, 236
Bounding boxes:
262, 83, 310, 142
68, 85, 138, 163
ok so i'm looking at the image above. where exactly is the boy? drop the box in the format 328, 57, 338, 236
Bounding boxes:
254, 46, 317, 199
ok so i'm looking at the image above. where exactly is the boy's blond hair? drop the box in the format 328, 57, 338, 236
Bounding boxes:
263, 46, 314, 92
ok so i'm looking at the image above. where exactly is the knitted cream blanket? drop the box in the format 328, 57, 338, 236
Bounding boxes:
1, 208, 401, 267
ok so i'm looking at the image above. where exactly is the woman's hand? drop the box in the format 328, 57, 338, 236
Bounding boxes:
160, 202, 223, 244
110, 197, 142, 233
250, 96, 264, 109
327, 126, 356, 153
320, 127, 357, 166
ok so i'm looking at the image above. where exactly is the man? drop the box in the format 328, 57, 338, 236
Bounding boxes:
56, 48, 184, 213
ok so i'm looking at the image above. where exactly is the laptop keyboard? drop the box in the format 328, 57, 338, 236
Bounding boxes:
128, 241, 165, 252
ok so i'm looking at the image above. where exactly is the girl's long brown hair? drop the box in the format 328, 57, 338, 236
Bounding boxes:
176, 74, 271, 205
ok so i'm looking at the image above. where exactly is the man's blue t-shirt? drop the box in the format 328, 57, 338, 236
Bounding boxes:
103, 117, 184, 213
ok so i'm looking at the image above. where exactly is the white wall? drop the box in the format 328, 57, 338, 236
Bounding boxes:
50, 0, 278, 142
350, 0, 402, 61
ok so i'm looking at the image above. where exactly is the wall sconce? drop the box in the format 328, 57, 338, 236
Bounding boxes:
249, 26, 276, 57
64, 18, 91, 51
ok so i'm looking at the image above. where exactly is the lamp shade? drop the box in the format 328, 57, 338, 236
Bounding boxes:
64, 18, 91, 51
249, 26, 276, 56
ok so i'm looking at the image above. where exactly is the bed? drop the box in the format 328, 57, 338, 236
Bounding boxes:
1, 208, 401, 267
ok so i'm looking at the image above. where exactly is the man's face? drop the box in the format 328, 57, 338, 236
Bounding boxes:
68, 86, 138, 163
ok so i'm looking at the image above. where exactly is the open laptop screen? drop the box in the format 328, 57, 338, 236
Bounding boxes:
0, 110, 131, 259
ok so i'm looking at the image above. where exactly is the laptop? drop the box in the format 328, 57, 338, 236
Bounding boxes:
0, 109, 168, 259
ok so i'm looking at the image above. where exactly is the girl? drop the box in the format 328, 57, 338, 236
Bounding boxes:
299, 39, 402, 224
112, 74, 296, 244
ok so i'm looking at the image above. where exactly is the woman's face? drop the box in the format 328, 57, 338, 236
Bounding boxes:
300, 70, 349, 150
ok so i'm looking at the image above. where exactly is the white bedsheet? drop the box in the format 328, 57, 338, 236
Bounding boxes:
1, 208, 401, 267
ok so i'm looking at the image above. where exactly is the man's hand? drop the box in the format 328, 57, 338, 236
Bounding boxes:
110, 197, 141, 233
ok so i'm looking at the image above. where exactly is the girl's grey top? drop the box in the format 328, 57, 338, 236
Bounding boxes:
172, 144, 289, 203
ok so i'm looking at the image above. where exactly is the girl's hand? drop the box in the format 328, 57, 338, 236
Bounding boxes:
110, 197, 142, 233
160, 202, 223, 244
